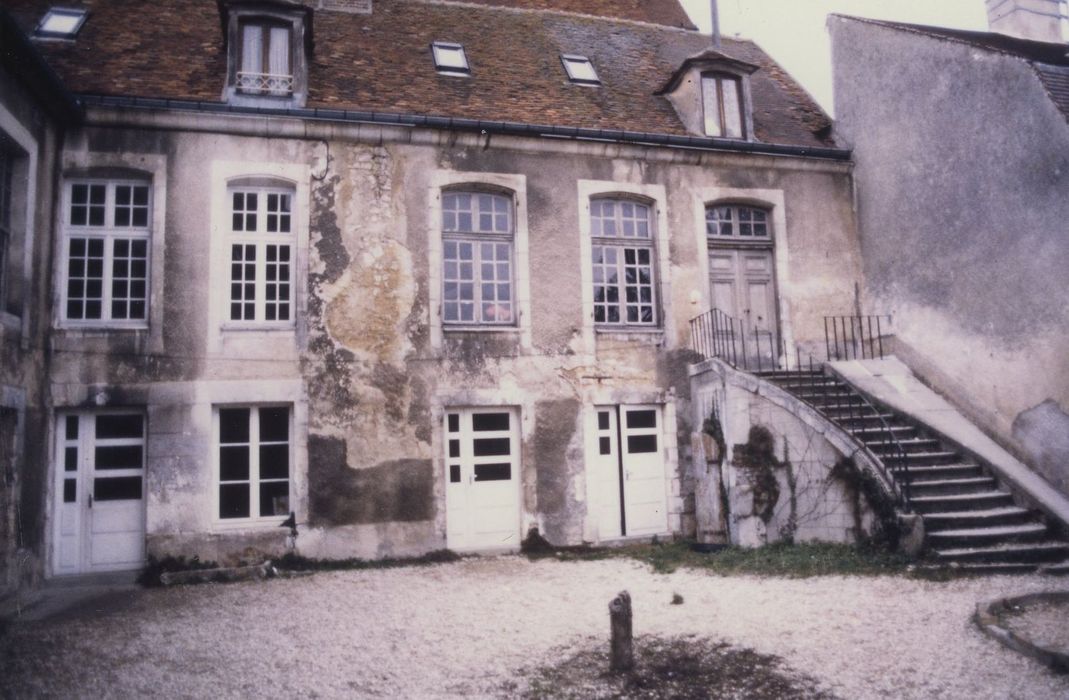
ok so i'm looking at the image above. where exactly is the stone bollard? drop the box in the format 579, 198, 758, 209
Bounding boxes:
609, 590, 634, 672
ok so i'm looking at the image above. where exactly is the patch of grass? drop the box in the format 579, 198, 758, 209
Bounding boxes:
514, 634, 834, 699
543, 540, 912, 578
272, 549, 463, 572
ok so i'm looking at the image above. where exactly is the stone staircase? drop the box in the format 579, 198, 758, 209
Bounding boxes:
758, 369, 1069, 574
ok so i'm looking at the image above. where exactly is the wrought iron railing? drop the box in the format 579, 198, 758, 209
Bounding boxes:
689, 308, 911, 510
236, 71, 294, 95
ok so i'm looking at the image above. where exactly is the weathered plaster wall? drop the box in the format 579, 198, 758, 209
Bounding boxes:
0, 65, 61, 598
691, 361, 875, 546
831, 17, 1069, 498
47, 111, 861, 565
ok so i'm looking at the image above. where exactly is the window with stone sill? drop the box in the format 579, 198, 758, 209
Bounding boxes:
61, 179, 151, 324
216, 405, 290, 521
441, 190, 515, 326
590, 198, 657, 327
227, 185, 295, 324
237, 20, 293, 96
702, 73, 744, 139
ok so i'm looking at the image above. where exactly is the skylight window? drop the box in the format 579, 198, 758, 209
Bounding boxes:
561, 55, 600, 85
36, 7, 88, 38
432, 42, 470, 75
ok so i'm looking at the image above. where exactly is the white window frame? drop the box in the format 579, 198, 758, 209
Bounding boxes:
212, 404, 292, 526
702, 72, 745, 139
428, 171, 531, 350
237, 19, 294, 96
561, 54, 600, 85
225, 184, 296, 326
0, 140, 14, 318
59, 179, 152, 328
706, 203, 772, 240
432, 42, 470, 76
590, 197, 658, 328
35, 7, 88, 39
441, 190, 516, 327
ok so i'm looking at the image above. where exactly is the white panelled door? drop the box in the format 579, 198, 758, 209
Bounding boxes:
709, 247, 779, 366
53, 412, 146, 575
444, 408, 521, 552
590, 405, 668, 540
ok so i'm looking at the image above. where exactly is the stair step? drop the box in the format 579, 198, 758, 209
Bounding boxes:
932, 541, 1069, 564
868, 438, 944, 454
917, 562, 1040, 575
909, 476, 997, 496
911, 490, 1015, 513
775, 380, 843, 390
922, 506, 1034, 530
849, 425, 916, 436
927, 523, 1048, 547
901, 463, 984, 481
1039, 561, 1069, 576
755, 370, 823, 379
897, 451, 961, 466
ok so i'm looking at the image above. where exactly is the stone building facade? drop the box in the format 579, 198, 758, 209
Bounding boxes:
1, 0, 874, 587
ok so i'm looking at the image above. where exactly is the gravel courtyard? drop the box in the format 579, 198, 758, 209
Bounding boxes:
3, 556, 1069, 698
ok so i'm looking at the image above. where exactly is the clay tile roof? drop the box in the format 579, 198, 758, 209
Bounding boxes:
6, 0, 835, 148
833, 16, 1069, 122
453, 0, 696, 30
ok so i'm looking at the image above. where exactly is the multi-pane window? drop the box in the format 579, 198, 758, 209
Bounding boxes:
590, 198, 656, 326
706, 204, 770, 238
441, 191, 514, 325
228, 186, 294, 323
702, 74, 744, 139
62, 180, 151, 323
217, 405, 290, 521
238, 21, 293, 95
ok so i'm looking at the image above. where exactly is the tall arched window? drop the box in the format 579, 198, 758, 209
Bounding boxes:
441, 190, 515, 325
590, 197, 656, 326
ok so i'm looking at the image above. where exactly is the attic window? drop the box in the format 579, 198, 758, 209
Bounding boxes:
432, 42, 470, 75
36, 7, 87, 38
561, 55, 600, 85
702, 73, 744, 139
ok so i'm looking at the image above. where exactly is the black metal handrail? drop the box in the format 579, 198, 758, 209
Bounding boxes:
688, 307, 779, 372
824, 314, 890, 361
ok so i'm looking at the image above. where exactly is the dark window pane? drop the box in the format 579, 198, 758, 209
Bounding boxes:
220, 483, 250, 519
220, 445, 250, 481
259, 444, 289, 480
260, 481, 289, 517
449, 439, 460, 458
96, 414, 143, 439
449, 464, 461, 483
626, 410, 657, 429
65, 415, 79, 440
474, 463, 511, 481
447, 414, 459, 433
219, 408, 250, 444
64, 479, 76, 502
65, 446, 78, 471
473, 437, 510, 457
95, 476, 142, 501
472, 412, 510, 432
599, 436, 612, 455
259, 407, 289, 442
94, 446, 143, 470
598, 411, 610, 430
627, 435, 658, 454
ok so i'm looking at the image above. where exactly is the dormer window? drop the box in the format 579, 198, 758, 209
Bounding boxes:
561, 55, 600, 85
238, 21, 293, 96
35, 7, 88, 38
222, 2, 311, 107
432, 42, 470, 75
702, 74, 744, 139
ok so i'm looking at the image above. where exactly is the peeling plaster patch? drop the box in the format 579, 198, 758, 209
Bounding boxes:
325, 240, 415, 366
533, 398, 582, 544
1012, 400, 1069, 496
310, 172, 351, 284
307, 435, 434, 526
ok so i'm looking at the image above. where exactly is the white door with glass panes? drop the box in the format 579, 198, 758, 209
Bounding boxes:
444, 408, 521, 551
52, 412, 146, 575
590, 405, 668, 540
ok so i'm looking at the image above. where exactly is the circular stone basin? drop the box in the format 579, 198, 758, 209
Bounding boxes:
974, 591, 1069, 674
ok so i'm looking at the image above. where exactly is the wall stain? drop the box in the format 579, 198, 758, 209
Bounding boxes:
533, 398, 582, 544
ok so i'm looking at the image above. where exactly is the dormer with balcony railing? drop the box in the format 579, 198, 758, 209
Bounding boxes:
221, 1, 313, 108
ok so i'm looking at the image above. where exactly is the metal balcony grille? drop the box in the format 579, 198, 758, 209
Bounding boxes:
236, 72, 294, 95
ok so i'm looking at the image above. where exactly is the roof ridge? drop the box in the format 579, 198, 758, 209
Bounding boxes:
411, 0, 701, 35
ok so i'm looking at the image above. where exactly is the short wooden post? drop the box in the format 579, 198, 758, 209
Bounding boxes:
609, 590, 634, 672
